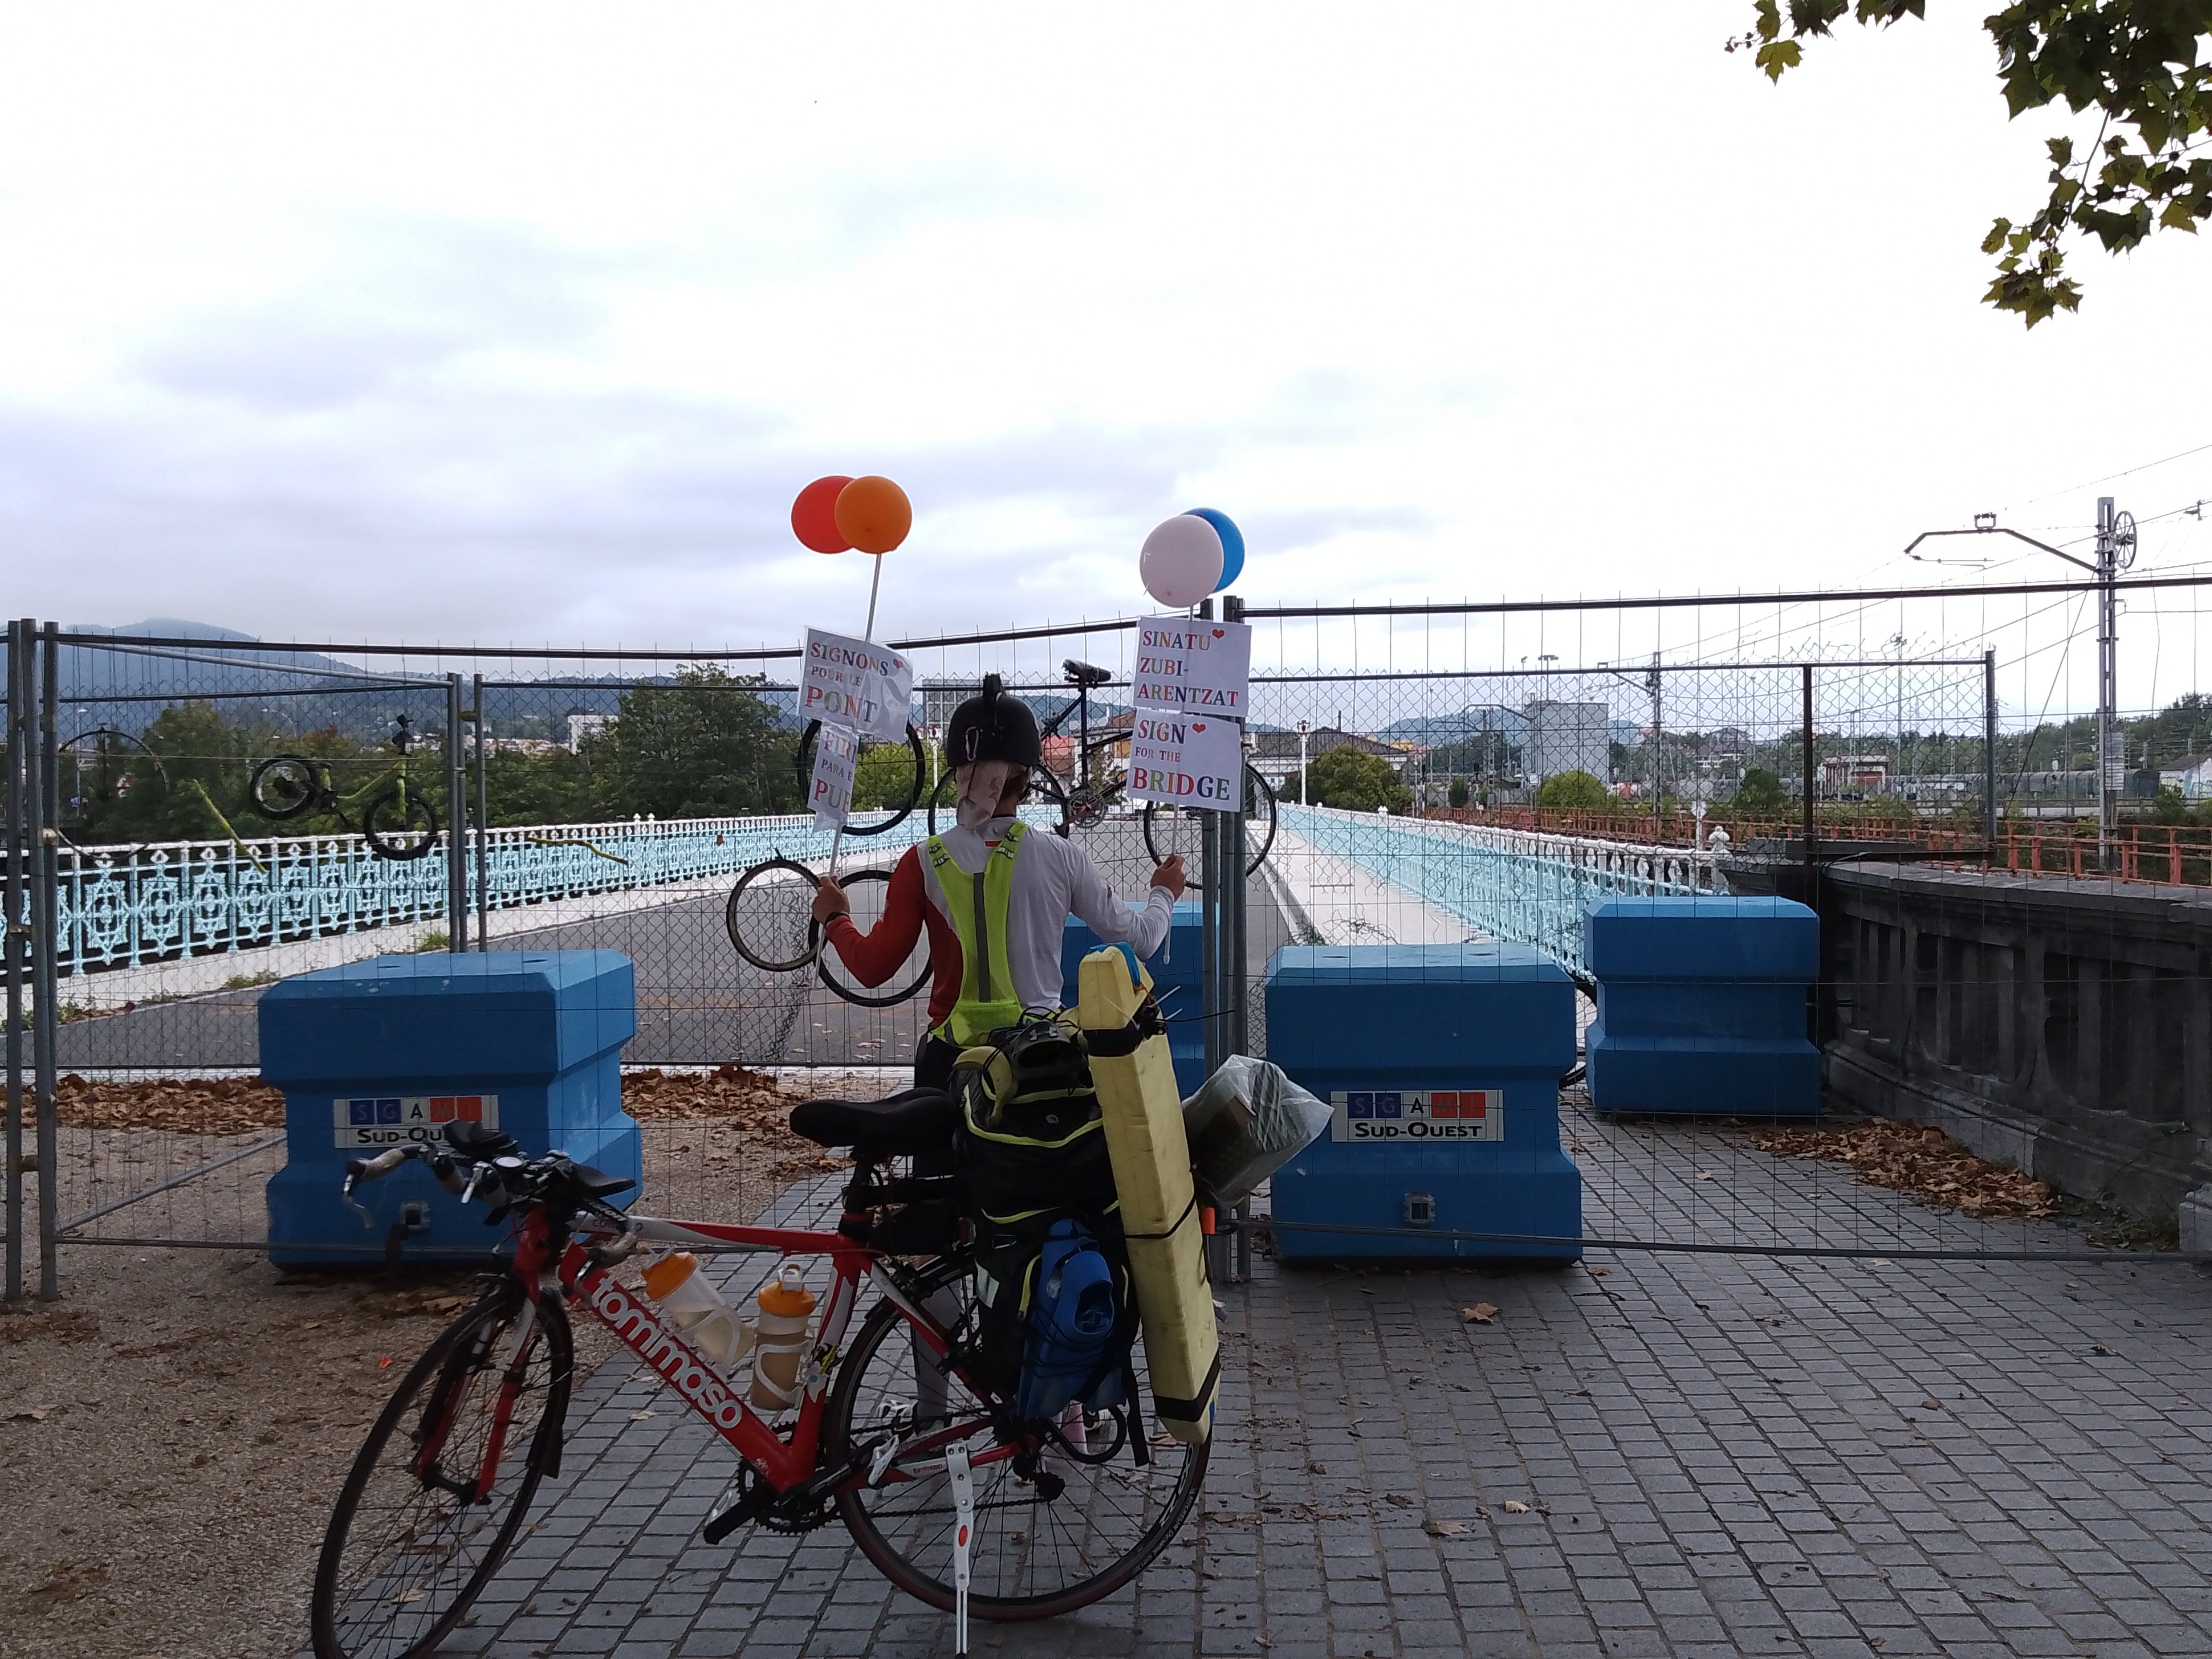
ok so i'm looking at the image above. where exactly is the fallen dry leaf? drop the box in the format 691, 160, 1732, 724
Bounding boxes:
1462, 1303, 1499, 1325
6, 1403, 57, 1422
1502, 1500, 1530, 1515
1589, 1267, 1611, 1277
1695, 1170, 1714, 1180
628, 1410, 656, 1421
1423, 1518, 1468, 1537
1749, 1119, 2052, 1219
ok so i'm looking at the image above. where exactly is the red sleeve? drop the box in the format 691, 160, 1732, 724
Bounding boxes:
823, 848, 928, 988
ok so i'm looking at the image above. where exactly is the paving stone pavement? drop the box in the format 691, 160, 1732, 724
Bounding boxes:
390, 1143, 2212, 1659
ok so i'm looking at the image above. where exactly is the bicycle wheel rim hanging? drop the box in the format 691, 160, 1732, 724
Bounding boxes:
725, 855, 823, 972
795, 720, 926, 836
814, 866, 932, 1009
1141, 764, 1277, 889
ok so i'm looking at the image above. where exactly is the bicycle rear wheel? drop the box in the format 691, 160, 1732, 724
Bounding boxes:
1141, 764, 1276, 889
311, 1285, 572, 1659
815, 866, 932, 1008
250, 755, 323, 820
725, 856, 822, 972
826, 1256, 1208, 1620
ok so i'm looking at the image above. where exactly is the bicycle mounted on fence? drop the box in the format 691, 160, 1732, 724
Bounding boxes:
312, 1063, 1208, 1659
249, 713, 440, 860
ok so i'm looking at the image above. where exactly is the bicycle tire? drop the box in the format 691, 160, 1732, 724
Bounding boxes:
815, 866, 932, 1009
924, 764, 1071, 838
795, 720, 927, 837
826, 1256, 1208, 1621
362, 786, 440, 860
1141, 763, 1276, 889
726, 855, 822, 972
249, 755, 325, 820
311, 1284, 572, 1659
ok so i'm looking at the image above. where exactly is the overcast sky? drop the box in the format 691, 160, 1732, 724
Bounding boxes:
4, 2, 2210, 702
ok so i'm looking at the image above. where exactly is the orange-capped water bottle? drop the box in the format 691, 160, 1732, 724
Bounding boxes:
641, 1252, 752, 1371
748, 1264, 817, 1412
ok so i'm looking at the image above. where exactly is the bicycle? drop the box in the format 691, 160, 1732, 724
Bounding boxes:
925, 659, 1279, 887
248, 713, 439, 860
313, 1104, 1208, 1659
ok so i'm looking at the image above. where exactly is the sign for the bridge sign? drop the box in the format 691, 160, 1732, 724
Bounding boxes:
808, 720, 859, 831
1126, 710, 1245, 812
800, 629, 914, 741
1132, 617, 1251, 716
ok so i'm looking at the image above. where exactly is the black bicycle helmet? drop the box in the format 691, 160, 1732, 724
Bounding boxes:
943, 674, 1042, 770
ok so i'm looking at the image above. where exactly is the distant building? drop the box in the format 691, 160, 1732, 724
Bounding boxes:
917, 678, 974, 734
1821, 755, 1891, 794
2160, 755, 2212, 800
489, 736, 564, 757
1522, 700, 1611, 785
566, 713, 611, 752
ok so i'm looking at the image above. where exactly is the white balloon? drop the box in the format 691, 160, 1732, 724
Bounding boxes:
1139, 514, 1224, 609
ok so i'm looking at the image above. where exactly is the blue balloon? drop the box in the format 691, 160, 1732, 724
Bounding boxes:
1185, 508, 1244, 591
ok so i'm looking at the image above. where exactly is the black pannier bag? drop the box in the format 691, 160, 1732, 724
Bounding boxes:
951, 1016, 1133, 1411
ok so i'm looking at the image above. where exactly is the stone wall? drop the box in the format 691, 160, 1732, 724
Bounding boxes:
1724, 855, 2212, 1220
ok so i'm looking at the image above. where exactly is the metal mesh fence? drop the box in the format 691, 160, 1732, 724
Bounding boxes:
5, 584, 2208, 1279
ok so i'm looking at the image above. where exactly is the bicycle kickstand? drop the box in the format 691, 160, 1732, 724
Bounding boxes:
945, 1442, 975, 1657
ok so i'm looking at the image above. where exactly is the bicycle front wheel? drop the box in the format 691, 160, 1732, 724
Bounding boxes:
250, 755, 324, 819
826, 1256, 1208, 1621
311, 1285, 572, 1659
797, 720, 927, 836
362, 786, 439, 860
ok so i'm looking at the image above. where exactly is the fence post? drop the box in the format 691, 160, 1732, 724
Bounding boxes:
473, 673, 490, 951
34, 622, 60, 1301
445, 673, 466, 952
1982, 648, 1998, 861
1799, 663, 1816, 885
4, 620, 25, 1303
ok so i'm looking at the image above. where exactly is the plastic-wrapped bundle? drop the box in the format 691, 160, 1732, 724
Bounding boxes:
1182, 1056, 1331, 1207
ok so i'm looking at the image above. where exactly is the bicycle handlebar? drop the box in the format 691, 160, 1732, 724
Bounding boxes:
337, 1134, 633, 1236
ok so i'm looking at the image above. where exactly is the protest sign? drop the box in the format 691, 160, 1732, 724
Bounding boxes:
808, 722, 859, 831
801, 629, 915, 741
1130, 617, 1251, 717
1125, 709, 1245, 811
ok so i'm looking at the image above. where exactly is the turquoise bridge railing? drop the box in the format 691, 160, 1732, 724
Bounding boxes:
56, 811, 970, 979
1276, 805, 1722, 977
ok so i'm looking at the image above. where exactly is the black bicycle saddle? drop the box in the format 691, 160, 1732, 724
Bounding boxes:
790, 1088, 960, 1155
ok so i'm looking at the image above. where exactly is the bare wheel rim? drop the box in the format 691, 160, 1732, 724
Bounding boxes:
815, 866, 932, 1008
725, 855, 822, 971
796, 720, 927, 836
1140, 764, 1276, 888
827, 1257, 1208, 1619
311, 1291, 570, 1659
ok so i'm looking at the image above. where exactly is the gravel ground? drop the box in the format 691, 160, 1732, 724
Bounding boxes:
0, 1067, 877, 1659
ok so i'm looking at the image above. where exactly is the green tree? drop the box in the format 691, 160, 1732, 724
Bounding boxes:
1447, 776, 1471, 809
1735, 2, 2212, 323
1307, 746, 1414, 813
1733, 765, 1789, 816
1536, 769, 1612, 810
587, 667, 800, 819
849, 736, 922, 811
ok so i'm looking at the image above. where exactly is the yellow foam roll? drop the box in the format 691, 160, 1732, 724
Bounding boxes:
1075, 945, 1219, 1443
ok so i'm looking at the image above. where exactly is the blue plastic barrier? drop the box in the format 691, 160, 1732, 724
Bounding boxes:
1061, 900, 1206, 1096
262, 951, 640, 1263
1583, 895, 1820, 1116
1265, 943, 1580, 1261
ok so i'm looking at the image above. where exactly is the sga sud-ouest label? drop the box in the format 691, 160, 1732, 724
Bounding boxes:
1329, 1089, 1502, 1143
331, 1094, 500, 1149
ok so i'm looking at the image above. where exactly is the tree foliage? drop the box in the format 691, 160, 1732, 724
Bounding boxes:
1733, 765, 1790, 815
1536, 769, 1612, 810
1306, 746, 1414, 813
1732, 1, 2212, 322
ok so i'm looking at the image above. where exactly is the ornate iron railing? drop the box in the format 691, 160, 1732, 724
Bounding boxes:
55, 814, 943, 978
1278, 805, 1721, 975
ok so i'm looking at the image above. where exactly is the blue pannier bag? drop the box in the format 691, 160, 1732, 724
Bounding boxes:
1016, 1218, 1128, 1420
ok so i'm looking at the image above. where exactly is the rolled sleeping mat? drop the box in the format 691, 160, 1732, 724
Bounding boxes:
1075, 943, 1218, 1444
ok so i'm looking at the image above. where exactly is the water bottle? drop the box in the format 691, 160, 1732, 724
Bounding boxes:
640, 1251, 752, 1372
748, 1264, 818, 1412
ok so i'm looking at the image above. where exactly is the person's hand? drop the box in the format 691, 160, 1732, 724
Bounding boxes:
1150, 855, 1186, 899
811, 877, 850, 923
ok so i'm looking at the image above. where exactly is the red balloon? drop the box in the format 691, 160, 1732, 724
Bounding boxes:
791, 475, 854, 553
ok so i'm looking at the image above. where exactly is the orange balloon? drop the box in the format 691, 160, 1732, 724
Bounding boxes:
833, 475, 912, 555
